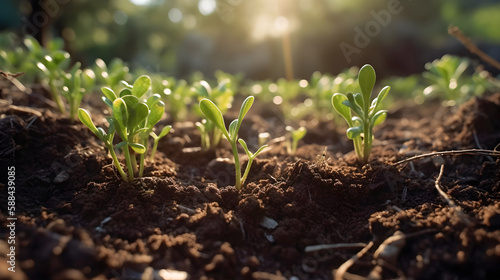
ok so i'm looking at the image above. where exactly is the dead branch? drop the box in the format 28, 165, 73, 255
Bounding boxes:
449, 25, 500, 71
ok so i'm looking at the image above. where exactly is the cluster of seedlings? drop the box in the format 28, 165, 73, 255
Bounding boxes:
2, 32, 499, 188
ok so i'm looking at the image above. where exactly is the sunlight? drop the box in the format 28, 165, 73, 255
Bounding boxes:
129, 0, 156, 6
168, 8, 183, 23
198, 0, 217, 16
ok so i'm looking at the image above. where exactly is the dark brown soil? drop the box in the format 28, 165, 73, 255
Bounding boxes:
1, 77, 500, 280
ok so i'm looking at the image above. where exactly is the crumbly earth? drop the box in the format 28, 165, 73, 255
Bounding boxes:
0, 77, 499, 280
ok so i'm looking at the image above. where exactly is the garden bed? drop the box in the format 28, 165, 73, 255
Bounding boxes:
1, 77, 500, 280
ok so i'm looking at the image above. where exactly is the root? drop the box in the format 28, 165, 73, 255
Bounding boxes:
334, 241, 374, 280
434, 164, 474, 226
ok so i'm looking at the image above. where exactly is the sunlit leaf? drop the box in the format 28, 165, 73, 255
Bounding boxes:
331, 93, 352, 125
199, 98, 227, 137
358, 64, 376, 105
346, 126, 363, 139
132, 75, 151, 98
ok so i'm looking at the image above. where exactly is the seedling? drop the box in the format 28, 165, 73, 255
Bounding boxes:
35, 51, 72, 113
93, 58, 130, 93
199, 96, 267, 190
153, 76, 192, 122
79, 75, 171, 182
422, 54, 493, 105
194, 79, 234, 150
331, 64, 390, 164
61, 63, 96, 122
286, 126, 307, 154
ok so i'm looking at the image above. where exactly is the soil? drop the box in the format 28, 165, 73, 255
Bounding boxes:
1, 77, 500, 280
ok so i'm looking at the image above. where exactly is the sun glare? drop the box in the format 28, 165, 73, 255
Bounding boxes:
198, 0, 217, 16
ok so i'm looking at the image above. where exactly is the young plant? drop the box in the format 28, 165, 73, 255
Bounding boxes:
93, 58, 130, 93
286, 126, 307, 154
421, 54, 498, 106
331, 64, 390, 164
79, 75, 171, 182
194, 79, 234, 151
35, 49, 71, 113
61, 63, 96, 122
199, 96, 267, 190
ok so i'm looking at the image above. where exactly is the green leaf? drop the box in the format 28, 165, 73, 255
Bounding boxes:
147, 100, 165, 128
96, 127, 107, 140
238, 96, 254, 123
102, 97, 113, 108
95, 58, 107, 72
199, 98, 228, 136
132, 75, 151, 98
239, 138, 268, 159
292, 127, 307, 141
101, 87, 117, 101
146, 94, 162, 108
229, 119, 238, 140
217, 79, 228, 93
372, 86, 390, 113
331, 93, 352, 125
150, 131, 159, 140
195, 121, 205, 134
121, 80, 133, 89
112, 98, 128, 130
345, 93, 363, 117
24, 36, 42, 53
158, 125, 172, 138
52, 51, 70, 66
371, 110, 387, 127
346, 126, 363, 139
78, 108, 99, 135
129, 142, 146, 154
115, 141, 128, 150
235, 96, 254, 134
253, 144, 268, 158
196, 81, 211, 98
119, 88, 133, 98
358, 64, 376, 105
238, 138, 251, 157
106, 118, 116, 134
129, 102, 149, 130
353, 93, 364, 110
122, 95, 140, 110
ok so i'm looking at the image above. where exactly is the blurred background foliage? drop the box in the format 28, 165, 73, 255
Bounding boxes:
1, 0, 500, 81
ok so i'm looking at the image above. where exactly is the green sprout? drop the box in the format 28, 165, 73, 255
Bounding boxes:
78, 75, 171, 182
199, 96, 267, 190
93, 58, 130, 93
35, 49, 71, 113
331, 64, 390, 164
422, 54, 495, 105
194, 79, 234, 151
286, 126, 307, 154
61, 64, 96, 122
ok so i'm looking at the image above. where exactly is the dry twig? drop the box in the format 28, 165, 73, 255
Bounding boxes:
393, 149, 500, 166
449, 25, 500, 71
